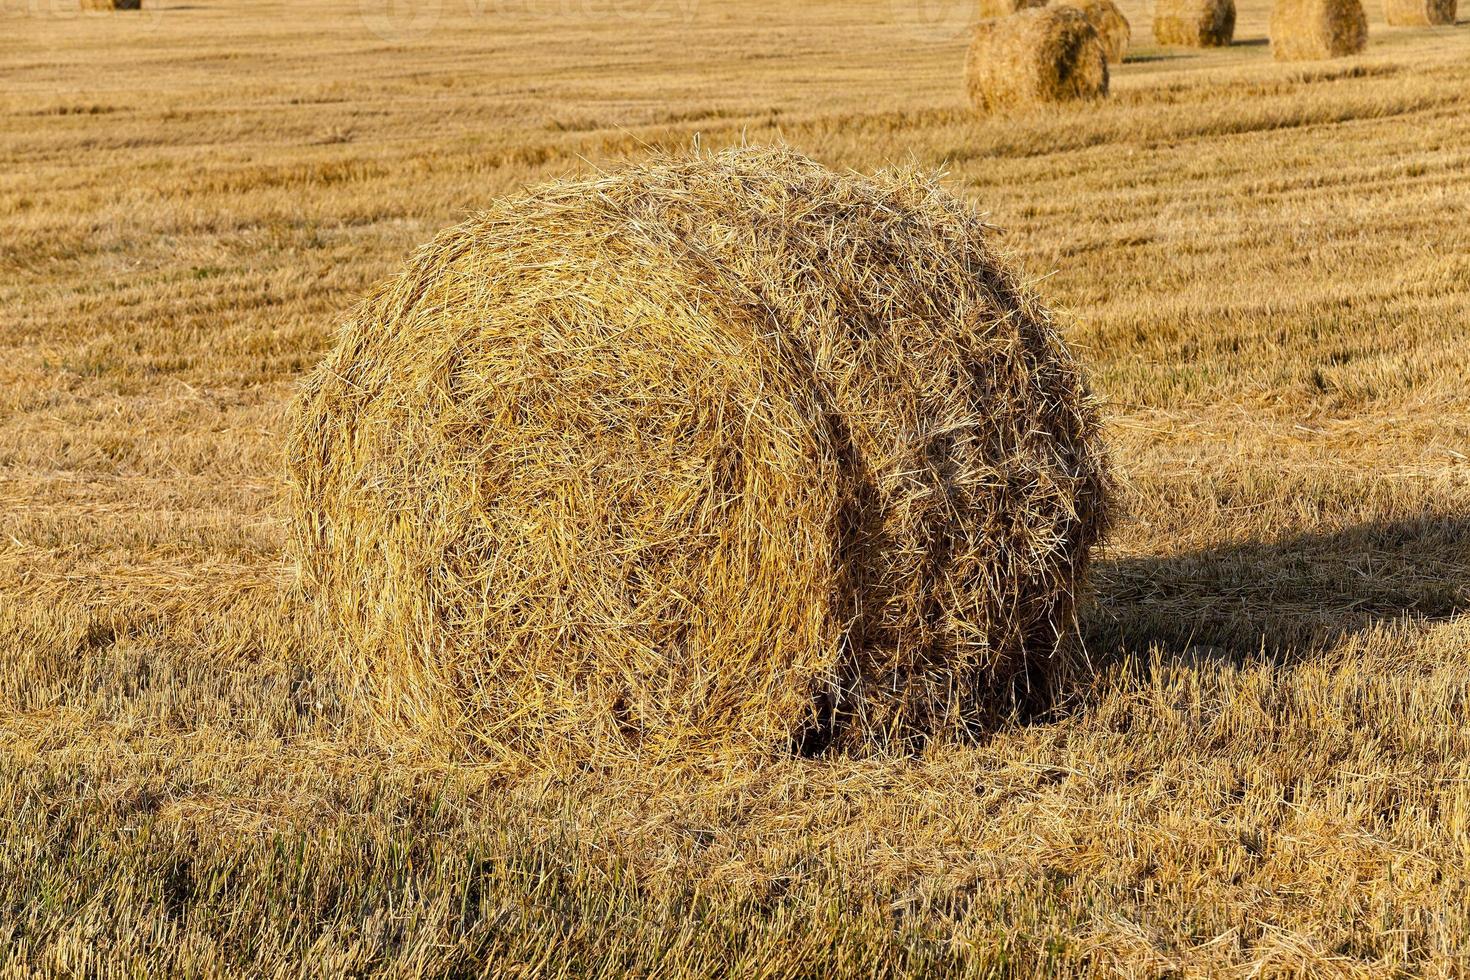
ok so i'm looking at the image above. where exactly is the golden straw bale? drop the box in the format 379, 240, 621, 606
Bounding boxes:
1270, 0, 1368, 59
1153, 0, 1236, 45
977, 0, 1049, 17
1051, 0, 1132, 62
1383, 0, 1455, 25
966, 7, 1109, 113
285, 147, 1111, 763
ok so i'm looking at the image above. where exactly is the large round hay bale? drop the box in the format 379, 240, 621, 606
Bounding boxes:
286, 147, 1111, 762
978, 0, 1050, 17
1051, 0, 1132, 62
1383, 0, 1454, 25
1153, 0, 1236, 45
966, 8, 1110, 113
1270, 0, 1367, 59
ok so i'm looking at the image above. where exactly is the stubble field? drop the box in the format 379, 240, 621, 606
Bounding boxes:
2, 0, 1469, 974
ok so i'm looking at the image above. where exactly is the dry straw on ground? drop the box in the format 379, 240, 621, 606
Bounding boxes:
966, 7, 1110, 111
1383, 0, 1455, 24
1271, 0, 1368, 59
1051, 0, 1132, 62
81, 0, 142, 9
1153, 0, 1237, 45
977, 0, 1049, 16
286, 146, 1110, 764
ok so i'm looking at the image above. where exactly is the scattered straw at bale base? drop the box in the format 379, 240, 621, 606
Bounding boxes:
286, 146, 1111, 764
81, 0, 142, 8
1270, 0, 1367, 59
1153, 0, 1236, 45
1383, 0, 1455, 24
966, 7, 1109, 112
1050, 0, 1132, 62
978, 0, 1049, 16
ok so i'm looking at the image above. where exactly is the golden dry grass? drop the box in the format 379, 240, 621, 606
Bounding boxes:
2, 0, 1470, 974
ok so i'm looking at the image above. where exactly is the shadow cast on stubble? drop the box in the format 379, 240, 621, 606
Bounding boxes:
1080, 512, 1470, 668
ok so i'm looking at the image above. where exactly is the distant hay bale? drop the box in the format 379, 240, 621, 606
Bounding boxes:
977, 0, 1049, 17
1153, 0, 1236, 45
81, 0, 142, 9
1051, 0, 1132, 62
966, 8, 1110, 113
286, 147, 1111, 762
1270, 0, 1368, 59
1383, 0, 1455, 25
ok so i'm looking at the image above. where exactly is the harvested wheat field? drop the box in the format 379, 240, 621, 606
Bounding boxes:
2, 0, 1470, 975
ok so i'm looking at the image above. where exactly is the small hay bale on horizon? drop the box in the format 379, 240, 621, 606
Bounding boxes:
1270, 0, 1368, 59
1153, 0, 1236, 45
966, 7, 1110, 113
977, 0, 1049, 17
1051, 0, 1132, 63
285, 146, 1111, 764
1383, 0, 1455, 25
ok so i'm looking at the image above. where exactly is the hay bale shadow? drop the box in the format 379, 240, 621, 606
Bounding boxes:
1083, 513, 1470, 665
